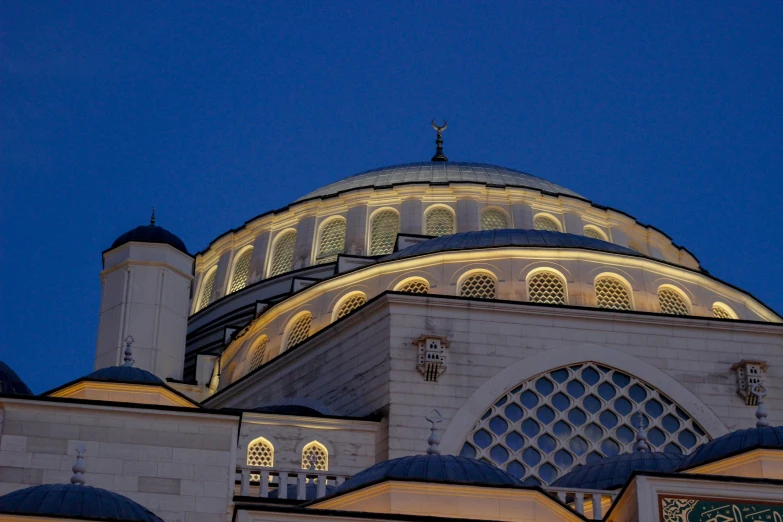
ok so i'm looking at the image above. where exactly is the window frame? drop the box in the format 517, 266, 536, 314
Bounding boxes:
368, 207, 401, 256
268, 229, 298, 278
228, 246, 254, 294
525, 268, 568, 305
424, 204, 456, 237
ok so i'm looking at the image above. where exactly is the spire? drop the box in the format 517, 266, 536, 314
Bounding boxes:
150, 207, 156, 226
634, 411, 650, 452
431, 120, 448, 162
425, 409, 443, 455
752, 385, 770, 428
122, 335, 135, 367
70, 444, 87, 485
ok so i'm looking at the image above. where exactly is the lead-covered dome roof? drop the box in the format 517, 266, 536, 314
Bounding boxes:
110, 224, 189, 255
0, 361, 33, 396
550, 452, 682, 491
297, 162, 583, 202
0, 484, 163, 522
84, 366, 165, 386
678, 426, 783, 471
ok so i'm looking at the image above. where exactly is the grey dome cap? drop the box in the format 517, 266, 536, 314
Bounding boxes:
0, 484, 163, 522
383, 229, 639, 262
84, 366, 164, 386
296, 162, 582, 202
0, 361, 33, 396
678, 426, 783, 471
110, 224, 189, 255
334, 455, 521, 496
550, 452, 683, 491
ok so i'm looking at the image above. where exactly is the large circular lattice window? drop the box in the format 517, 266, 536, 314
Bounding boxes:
335, 293, 367, 320
425, 207, 455, 237
481, 209, 509, 231
533, 215, 561, 232
460, 363, 709, 486
370, 210, 399, 256
595, 276, 632, 311
527, 271, 566, 305
270, 231, 297, 277
229, 248, 253, 294
658, 288, 689, 316
396, 279, 429, 294
460, 273, 496, 299
316, 218, 346, 264
302, 441, 328, 471
285, 313, 312, 350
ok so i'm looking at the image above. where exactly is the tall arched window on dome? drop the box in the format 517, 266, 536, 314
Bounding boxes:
533, 214, 561, 232
316, 218, 346, 264
594, 276, 632, 311
334, 292, 367, 321
229, 247, 253, 294
369, 209, 399, 255
269, 230, 297, 277
460, 272, 497, 299
284, 313, 312, 350
657, 286, 690, 316
302, 441, 328, 471
481, 209, 509, 231
425, 206, 455, 237
249, 335, 268, 371
527, 270, 566, 305
196, 267, 217, 313
583, 226, 607, 241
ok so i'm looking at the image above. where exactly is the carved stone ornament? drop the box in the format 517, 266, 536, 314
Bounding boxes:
414, 335, 448, 382
731, 360, 768, 405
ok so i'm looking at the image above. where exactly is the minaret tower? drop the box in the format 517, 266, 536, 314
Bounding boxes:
94, 210, 193, 381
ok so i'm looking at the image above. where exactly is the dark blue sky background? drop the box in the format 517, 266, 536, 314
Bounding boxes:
2, 2, 782, 393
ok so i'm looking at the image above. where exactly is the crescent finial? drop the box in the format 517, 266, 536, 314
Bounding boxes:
431, 120, 448, 132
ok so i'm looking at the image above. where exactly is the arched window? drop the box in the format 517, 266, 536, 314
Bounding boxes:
247, 437, 274, 469
460, 363, 709, 486
395, 278, 429, 294
712, 303, 736, 320
425, 206, 455, 237
196, 268, 217, 313
528, 271, 566, 305
595, 276, 632, 311
481, 209, 509, 231
302, 441, 328, 471
658, 287, 689, 316
285, 313, 312, 350
335, 293, 367, 320
533, 214, 561, 232
249, 336, 268, 371
229, 248, 253, 294
370, 210, 399, 256
583, 226, 607, 241
270, 230, 297, 277
460, 272, 497, 299
316, 218, 346, 264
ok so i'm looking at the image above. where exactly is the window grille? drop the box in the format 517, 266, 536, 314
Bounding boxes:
595, 277, 632, 311
397, 279, 429, 294
197, 269, 217, 312
229, 249, 253, 293
712, 305, 733, 320
317, 219, 346, 264
460, 273, 496, 299
583, 226, 606, 241
425, 207, 455, 237
370, 210, 399, 255
481, 210, 509, 231
460, 362, 709, 486
533, 215, 560, 232
302, 442, 328, 471
285, 314, 312, 350
336, 294, 367, 320
658, 288, 689, 316
270, 231, 297, 277
249, 336, 268, 371
247, 438, 274, 469
528, 272, 566, 305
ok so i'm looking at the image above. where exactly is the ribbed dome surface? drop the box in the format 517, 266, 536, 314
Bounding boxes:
678, 426, 783, 470
383, 229, 639, 262
85, 366, 165, 385
0, 361, 33, 395
296, 162, 582, 202
335, 455, 521, 495
110, 224, 188, 255
0, 484, 163, 522
550, 452, 683, 490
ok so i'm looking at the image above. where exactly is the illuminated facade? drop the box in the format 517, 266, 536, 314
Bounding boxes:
1, 147, 782, 522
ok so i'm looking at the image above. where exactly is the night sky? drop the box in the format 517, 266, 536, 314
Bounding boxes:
2, 2, 782, 393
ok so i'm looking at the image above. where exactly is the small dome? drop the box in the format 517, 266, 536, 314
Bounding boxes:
0, 484, 163, 522
110, 224, 188, 255
550, 452, 682, 491
85, 366, 164, 386
335, 455, 521, 496
678, 426, 783, 471
0, 361, 33, 396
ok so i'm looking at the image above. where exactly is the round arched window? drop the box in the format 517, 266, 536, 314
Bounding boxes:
460, 272, 496, 299
396, 278, 429, 294
249, 336, 268, 371
527, 271, 566, 305
425, 207, 455, 237
335, 293, 367, 320
229, 248, 253, 294
658, 287, 689, 316
270, 230, 297, 277
285, 313, 312, 350
595, 276, 632, 311
196, 268, 218, 313
481, 209, 509, 231
583, 226, 607, 241
712, 304, 735, 320
533, 215, 561, 232
370, 210, 399, 256
316, 218, 346, 264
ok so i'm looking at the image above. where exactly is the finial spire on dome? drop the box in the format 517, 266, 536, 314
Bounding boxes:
150, 207, 156, 226
431, 120, 448, 162
425, 409, 443, 455
122, 335, 135, 367
634, 411, 650, 452
752, 385, 770, 428
71, 444, 87, 485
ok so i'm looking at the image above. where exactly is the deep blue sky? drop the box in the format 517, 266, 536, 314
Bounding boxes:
2, 2, 782, 393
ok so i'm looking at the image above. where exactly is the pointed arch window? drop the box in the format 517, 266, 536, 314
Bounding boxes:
285, 313, 312, 350
270, 230, 297, 277
302, 441, 328, 471
196, 268, 217, 312
533, 214, 561, 232
316, 218, 346, 264
229, 248, 253, 293
370, 210, 399, 255
247, 437, 274, 469
595, 276, 632, 311
481, 209, 509, 231
425, 207, 455, 237
528, 271, 566, 305
460, 272, 497, 299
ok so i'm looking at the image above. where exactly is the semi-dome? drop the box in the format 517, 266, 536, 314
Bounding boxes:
0, 360, 33, 396
550, 452, 683, 491
84, 366, 165, 386
0, 484, 163, 522
678, 426, 783, 471
297, 162, 583, 202
383, 229, 640, 262
110, 224, 188, 255
334, 455, 521, 496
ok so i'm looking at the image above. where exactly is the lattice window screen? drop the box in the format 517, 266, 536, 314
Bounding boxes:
426, 207, 455, 237
595, 277, 632, 311
270, 231, 297, 277
302, 442, 328, 471
460, 273, 496, 299
370, 210, 399, 255
533, 215, 561, 232
481, 210, 509, 231
528, 272, 566, 305
712, 305, 733, 320
229, 249, 253, 293
249, 336, 268, 371
583, 226, 606, 241
397, 279, 429, 294
197, 269, 217, 312
285, 314, 312, 350
658, 288, 689, 316
247, 438, 274, 468
317, 219, 346, 264
336, 294, 367, 320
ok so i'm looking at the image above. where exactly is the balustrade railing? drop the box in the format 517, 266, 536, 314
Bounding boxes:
235, 467, 348, 500
544, 487, 617, 520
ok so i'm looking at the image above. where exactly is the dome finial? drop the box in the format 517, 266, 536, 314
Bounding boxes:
425, 409, 443, 455
634, 411, 650, 452
150, 207, 156, 226
70, 443, 87, 485
752, 385, 770, 428
122, 335, 135, 367
431, 120, 448, 162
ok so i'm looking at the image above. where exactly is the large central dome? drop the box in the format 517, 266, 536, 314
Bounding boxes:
296, 161, 583, 202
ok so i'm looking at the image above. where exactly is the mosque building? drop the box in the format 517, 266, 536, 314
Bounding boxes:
1, 124, 782, 521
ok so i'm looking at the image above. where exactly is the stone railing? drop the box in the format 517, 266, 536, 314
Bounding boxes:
235, 467, 349, 500
545, 487, 618, 520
